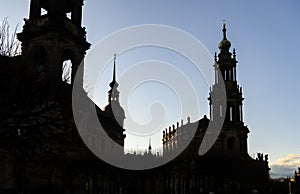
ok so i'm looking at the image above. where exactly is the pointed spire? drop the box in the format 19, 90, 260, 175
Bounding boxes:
107, 53, 119, 104
113, 53, 117, 82
110, 53, 119, 88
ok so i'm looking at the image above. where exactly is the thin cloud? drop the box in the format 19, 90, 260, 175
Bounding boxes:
270, 154, 300, 178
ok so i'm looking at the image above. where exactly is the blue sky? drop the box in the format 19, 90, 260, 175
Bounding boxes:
1, 0, 300, 177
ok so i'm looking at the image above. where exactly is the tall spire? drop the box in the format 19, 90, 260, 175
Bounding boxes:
113, 53, 116, 82
102, 53, 126, 147
110, 53, 119, 88
107, 53, 119, 104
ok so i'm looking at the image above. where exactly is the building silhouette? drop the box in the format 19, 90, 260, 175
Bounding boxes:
96, 54, 126, 150
160, 23, 270, 194
0, 0, 270, 193
164, 23, 248, 156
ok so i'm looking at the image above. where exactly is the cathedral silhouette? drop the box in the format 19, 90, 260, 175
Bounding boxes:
0, 0, 270, 193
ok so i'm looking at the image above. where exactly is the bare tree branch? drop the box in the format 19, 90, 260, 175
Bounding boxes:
0, 17, 21, 57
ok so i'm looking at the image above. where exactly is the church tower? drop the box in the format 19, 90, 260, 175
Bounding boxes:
17, 0, 90, 98
103, 54, 126, 128
97, 54, 126, 148
209, 22, 249, 156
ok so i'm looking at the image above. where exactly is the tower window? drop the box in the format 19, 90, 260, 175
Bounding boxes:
220, 105, 223, 117
229, 107, 233, 121
41, 8, 47, 16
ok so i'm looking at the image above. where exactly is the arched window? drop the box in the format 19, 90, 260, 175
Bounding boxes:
229, 106, 233, 121
62, 50, 75, 84
62, 59, 72, 84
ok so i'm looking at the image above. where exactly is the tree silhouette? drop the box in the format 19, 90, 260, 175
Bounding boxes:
0, 17, 21, 57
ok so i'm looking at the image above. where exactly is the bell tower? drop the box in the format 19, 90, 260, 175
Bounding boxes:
97, 54, 126, 148
209, 22, 249, 156
18, 0, 90, 98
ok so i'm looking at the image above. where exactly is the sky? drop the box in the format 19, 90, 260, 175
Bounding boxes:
1, 0, 299, 178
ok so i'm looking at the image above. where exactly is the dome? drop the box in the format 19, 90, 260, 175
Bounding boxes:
109, 80, 119, 88
218, 39, 231, 51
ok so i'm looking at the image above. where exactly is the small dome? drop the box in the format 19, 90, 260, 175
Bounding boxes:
218, 39, 231, 51
109, 80, 119, 88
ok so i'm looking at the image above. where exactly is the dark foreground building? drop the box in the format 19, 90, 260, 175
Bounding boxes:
0, 0, 269, 193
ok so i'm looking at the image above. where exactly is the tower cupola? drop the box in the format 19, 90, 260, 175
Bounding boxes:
218, 21, 231, 52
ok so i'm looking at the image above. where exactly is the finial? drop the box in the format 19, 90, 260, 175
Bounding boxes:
218, 20, 231, 51
222, 20, 227, 40
214, 52, 217, 61
233, 48, 236, 59
148, 138, 152, 152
